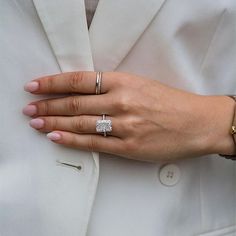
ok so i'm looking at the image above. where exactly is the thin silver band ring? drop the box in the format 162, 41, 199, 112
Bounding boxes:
95, 72, 102, 95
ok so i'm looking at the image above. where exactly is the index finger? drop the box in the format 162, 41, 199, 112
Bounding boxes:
24, 71, 113, 95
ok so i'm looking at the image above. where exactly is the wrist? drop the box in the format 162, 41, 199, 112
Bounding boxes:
199, 95, 235, 155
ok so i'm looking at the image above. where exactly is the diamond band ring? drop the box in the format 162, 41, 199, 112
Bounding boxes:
95, 72, 102, 95
96, 114, 112, 137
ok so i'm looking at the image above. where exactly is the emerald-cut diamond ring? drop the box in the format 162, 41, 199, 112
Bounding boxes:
96, 114, 112, 137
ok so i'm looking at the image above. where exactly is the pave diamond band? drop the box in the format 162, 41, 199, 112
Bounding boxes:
96, 114, 112, 137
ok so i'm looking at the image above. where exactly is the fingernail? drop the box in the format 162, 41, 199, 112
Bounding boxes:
22, 105, 37, 116
24, 81, 39, 92
47, 132, 61, 141
29, 118, 44, 129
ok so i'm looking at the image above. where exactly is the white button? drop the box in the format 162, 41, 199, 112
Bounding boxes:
159, 164, 181, 186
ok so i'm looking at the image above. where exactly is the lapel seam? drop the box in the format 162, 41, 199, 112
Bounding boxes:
89, 0, 168, 71
32, 0, 62, 72
114, 0, 168, 70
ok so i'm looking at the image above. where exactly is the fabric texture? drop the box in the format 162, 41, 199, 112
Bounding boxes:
0, 0, 235, 236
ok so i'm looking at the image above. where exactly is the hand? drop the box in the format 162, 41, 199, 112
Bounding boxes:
23, 71, 235, 162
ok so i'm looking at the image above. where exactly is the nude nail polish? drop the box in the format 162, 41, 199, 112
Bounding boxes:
23, 105, 37, 116
29, 118, 44, 129
47, 132, 61, 141
24, 81, 39, 92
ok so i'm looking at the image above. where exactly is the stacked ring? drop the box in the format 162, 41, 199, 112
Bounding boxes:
95, 72, 112, 137
95, 72, 102, 95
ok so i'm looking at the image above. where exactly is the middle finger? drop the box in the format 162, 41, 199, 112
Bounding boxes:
23, 95, 113, 117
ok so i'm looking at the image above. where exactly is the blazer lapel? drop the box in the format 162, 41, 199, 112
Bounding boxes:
32, 3, 99, 234
33, 0, 93, 71
89, 0, 167, 71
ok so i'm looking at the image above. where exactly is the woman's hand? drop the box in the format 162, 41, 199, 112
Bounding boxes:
23, 72, 235, 162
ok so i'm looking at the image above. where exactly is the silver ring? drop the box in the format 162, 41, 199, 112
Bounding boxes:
96, 114, 112, 137
95, 72, 102, 95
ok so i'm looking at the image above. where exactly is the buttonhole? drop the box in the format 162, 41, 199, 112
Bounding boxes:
56, 160, 82, 171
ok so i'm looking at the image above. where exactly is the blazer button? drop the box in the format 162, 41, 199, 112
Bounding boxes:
159, 164, 181, 186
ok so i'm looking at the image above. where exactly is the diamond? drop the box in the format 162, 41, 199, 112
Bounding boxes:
96, 119, 112, 133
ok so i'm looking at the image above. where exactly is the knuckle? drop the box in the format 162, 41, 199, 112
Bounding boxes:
39, 101, 50, 115
68, 72, 84, 91
115, 97, 130, 112
87, 136, 98, 151
68, 97, 81, 114
48, 117, 58, 130
73, 118, 86, 132
70, 135, 78, 147
45, 76, 55, 92
128, 117, 144, 130
116, 73, 128, 85
124, 138, 137, 153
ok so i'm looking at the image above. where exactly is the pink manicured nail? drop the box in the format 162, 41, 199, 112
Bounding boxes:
29, 118, 44, 129
24, 81, 39, 92
47, 132, 61, 141
22, 105, 37, 116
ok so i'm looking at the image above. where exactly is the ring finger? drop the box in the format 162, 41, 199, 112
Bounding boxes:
29, 115, 124, 138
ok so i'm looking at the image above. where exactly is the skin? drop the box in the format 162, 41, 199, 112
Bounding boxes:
23, 71, 235, 162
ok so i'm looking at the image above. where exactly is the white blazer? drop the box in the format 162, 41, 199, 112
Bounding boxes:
0, 0, 235, 235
